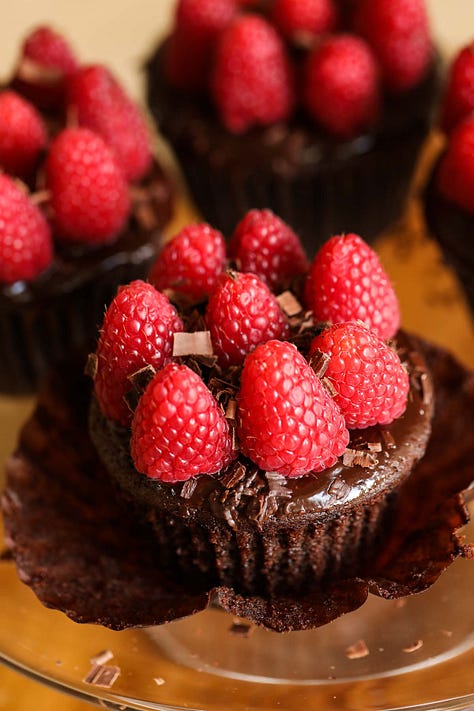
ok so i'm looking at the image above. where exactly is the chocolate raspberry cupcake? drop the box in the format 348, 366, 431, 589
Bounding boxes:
146, 0, 439, 254
87, 221, 434, 601
0, 27, 173, 394
423, 40, 474, 314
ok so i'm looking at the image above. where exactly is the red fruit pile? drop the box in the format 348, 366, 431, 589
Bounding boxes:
0, 26, 154, 284
164, 0, 433, 136
92, 210, 408, 483
435, 39, 474, 214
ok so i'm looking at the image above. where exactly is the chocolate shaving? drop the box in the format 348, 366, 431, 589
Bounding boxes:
153, 677, 166, 685
90, 649, 114, 665
220, 462, 247, 489
229, 619, 254, 637
173, 331, 213, 357
403, 640, 423, 653
367, 442, 383, 453
380, 429, 396, 450
309, 349, 330, 379
84, 352, 98, 379
225, 399, 237, 420
321, 376, 337, 397
265, 471, 291, 498
83, 663, 120, 688
124, 365, 156, 412
345, 639, 370, 659
343, 448, 378, 468
276, 290, 303, 317
180, 479, 198, 500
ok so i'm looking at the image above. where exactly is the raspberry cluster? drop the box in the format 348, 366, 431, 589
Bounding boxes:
0, 27, 153, 283
435, 39, 474, 214
164, 0, 433, 137
92, 210, 408, 483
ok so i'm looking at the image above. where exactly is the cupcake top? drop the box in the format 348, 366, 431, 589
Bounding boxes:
0, 26, 172, 291
88, 210, 433, 518
159, 0, 435, 138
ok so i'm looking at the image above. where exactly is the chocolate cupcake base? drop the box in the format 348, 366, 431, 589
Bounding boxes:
2, 339, 473, 632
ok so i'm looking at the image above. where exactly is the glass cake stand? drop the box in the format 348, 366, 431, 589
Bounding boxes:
1, 519, 474, 711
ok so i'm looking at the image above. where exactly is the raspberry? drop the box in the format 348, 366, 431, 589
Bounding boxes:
164, 0, 237, 91
46, 127, 130, 244
440, 42, 474, 134
304, 34, 380, 137
229, 209, 309, 291
13, 26, 78, 109
353, 0, 432, 92
436, 116, 474, 214
237, 339, 349, 477
22, 25, 78, 75
272, 0, 338, 44
309, 322, 409, 428
68, 65, 152, 181
0, 90, 47, 179
131, 362, 235, 482
206, 271, 289, 367
93, 280, 184, 425
305, 233, 400, 340
148, 223, 226, 300
211, 14, 295, 133
0, 174, 53, 284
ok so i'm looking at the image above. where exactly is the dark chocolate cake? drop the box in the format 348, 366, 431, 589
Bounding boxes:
2, 337, 472, 632
146, 43, 439, 254
0, 161, 172, 394
89, 330, 434, 598
424, 158, 474, 315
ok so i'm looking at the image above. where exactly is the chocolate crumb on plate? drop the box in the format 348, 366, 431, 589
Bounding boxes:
83, 663, 121, 688
345, 639, 370, 660
403, 640, 424, 653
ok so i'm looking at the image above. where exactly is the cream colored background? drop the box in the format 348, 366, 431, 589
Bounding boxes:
1, 1, 474, 709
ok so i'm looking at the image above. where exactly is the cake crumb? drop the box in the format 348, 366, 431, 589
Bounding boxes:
345, 639, 370, 659
403, 640, 423, 653
83, 663, 121, 688
153, 677, 166, 686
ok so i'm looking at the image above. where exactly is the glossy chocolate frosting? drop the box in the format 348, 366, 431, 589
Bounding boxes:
90, 331, 434, 529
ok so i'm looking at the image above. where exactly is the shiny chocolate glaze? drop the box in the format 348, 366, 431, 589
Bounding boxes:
91, 331, 434, 529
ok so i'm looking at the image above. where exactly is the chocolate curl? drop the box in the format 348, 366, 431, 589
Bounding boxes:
173, 330, 213, 357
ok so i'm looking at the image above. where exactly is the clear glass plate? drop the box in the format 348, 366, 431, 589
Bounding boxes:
1, 510, 474, 711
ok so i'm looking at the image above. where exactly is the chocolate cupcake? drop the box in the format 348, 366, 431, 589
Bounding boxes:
85, 224, 434, 602
423, 40, 474, 315
0, 27, 173, 393
146, 0, 439, 254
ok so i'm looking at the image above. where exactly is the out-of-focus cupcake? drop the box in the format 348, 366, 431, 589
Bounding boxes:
146, 0, 439, 254
0, 27, 173, 393
423, 39, 474, 314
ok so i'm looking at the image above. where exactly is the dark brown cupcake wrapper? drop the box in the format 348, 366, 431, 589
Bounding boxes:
1, 337, 473, 632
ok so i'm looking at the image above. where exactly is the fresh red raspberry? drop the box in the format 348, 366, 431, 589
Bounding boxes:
12, 26, 78, 109
272, 0, 338, 44
0, 90, 47, 179
229, 209, 309, 292
304, 34, 380, 137
237, 339, 349, 477
206, 271, 289, 368
305, 233, 400, 340
0, 174, 53, 284
148, 223, 226, 300
309, 322, 409, 428
211, 14, 295, 133
22, 25, 78, 75
436, 116, 474, 214
353, 0, 432, 92
68, 65, 152, 182
440, 42, 474, 134
164, 0, 237, 91
93, 280, 184, 425
46, 127, 130, 244
131, 362, 235, 482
